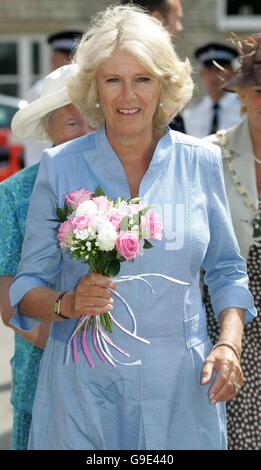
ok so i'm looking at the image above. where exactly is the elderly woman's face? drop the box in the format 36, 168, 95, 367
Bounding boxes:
96, 49, 161, 140
47, 103, 91, 145
239, 86, 261, 129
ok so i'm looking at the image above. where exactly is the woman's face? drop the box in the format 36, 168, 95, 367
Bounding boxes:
238, 86, 261, 131
47, 103, 91, 145
96, 49, 161, 141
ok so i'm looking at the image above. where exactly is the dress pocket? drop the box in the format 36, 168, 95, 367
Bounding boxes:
184, 308, 209, 349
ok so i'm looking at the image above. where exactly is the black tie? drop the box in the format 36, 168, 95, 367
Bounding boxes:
210, 103, 219, 134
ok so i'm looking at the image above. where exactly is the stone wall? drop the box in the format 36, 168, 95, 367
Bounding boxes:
175, 0, 256, 99
0, 0, 113, 33
0, 0, 257, 99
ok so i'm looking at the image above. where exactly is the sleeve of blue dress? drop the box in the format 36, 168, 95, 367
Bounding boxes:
202, 149, 256, 324
9, 153, 61, 331
0, 183, 23, 276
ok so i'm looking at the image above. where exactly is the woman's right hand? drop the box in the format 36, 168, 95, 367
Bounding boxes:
62, 273, 116, 319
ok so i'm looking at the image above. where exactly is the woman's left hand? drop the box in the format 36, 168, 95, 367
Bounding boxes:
200, 345, 244, 403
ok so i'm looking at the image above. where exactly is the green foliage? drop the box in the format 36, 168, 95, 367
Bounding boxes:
56, 207, 67, 222
56, 204, 73, 222
105, 259, 121, 277
94, 251, 106, 274
94, 185, 106, 197
143, 239, 153, 249
132, 212, 140, 227
141, 206, 153, 216
120, 215, 129, 231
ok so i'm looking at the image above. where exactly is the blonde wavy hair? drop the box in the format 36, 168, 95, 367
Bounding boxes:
68, 4, 193, 130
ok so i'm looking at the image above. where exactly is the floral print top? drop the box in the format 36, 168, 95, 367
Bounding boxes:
0, 163, 42, 413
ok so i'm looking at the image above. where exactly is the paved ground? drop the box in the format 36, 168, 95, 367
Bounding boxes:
0, 318, 13, 450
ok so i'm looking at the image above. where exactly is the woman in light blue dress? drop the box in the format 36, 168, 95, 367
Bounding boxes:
10, 6, 255, 450
0, 64, 89, 449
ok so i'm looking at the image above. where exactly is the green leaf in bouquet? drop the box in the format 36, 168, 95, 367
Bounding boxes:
132, 212, 140, 227
116, 252, 126, 262
100, 313, 107, 329
143, 239, 153, 249
106, 259, 121, 277
113, 197, 123, 207
120, 215, 129, 231
65, 206, 73, 217
56, 207, 67, 222
140, 206, 153, 216
102, 250, 117, 262
94, 185, 105, 197
104, 312, 112, 333
94, 252, 106, 274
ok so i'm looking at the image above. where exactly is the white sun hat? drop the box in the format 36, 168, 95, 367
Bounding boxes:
11, 63, 78, 143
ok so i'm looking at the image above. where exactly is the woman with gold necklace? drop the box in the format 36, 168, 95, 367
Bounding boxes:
205, 34, 261, 450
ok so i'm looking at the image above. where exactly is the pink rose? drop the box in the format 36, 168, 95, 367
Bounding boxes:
57, 220, 74, 248
72, 215, 93, 230
142, 210, 163, 240
116, 231, 140, 261
65, 189, 92, 210
108, 211, 124, 231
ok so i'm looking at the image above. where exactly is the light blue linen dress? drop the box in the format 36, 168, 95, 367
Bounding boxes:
0, 164, 42, 449
10, 128, 256, 450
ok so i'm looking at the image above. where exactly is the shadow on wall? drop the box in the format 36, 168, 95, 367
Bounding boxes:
0, 380, 12, 450
0, 429, 11, 450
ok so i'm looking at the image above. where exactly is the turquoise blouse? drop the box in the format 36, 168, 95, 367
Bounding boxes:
0, 163, 42, 414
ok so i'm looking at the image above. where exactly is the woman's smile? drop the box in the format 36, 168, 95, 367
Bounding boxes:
117, 107, 140, 115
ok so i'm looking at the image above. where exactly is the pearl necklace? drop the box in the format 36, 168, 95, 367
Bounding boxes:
216, 130, 261, 243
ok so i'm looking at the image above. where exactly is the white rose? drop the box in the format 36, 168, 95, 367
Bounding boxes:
97, 220, 118, 251
76, 200, 97, 217
74, 229, 89, 240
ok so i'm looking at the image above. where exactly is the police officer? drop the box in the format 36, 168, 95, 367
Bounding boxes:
182, 42, 242, 137
47, 31, 83, 70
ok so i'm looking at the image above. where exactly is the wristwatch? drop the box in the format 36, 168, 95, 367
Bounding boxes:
54, 291, 70, 320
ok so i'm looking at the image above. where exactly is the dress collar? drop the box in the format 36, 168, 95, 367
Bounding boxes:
95, 125, 173, 171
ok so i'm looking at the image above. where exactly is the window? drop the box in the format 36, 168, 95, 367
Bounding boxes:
217, 0, 261, 31
0, 43, 18, 96
0, 36, 49, 99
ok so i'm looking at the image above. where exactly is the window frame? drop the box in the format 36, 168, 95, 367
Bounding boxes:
0, 35, 49, 98
216, 0, 261, 31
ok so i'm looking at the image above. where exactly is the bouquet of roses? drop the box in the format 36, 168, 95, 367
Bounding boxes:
56, 186, 163, 367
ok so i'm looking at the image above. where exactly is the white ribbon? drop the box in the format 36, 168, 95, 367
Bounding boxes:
65, 272, 189, 367
113, 272, 189, 286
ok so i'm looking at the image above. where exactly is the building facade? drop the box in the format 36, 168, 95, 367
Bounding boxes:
0, 0, 260, 99
0, 0, 112, 98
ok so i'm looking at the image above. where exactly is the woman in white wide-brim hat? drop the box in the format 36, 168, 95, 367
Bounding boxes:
11, 63, 92, 144
0, 63, 91, 450
204, 34, 261, 450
